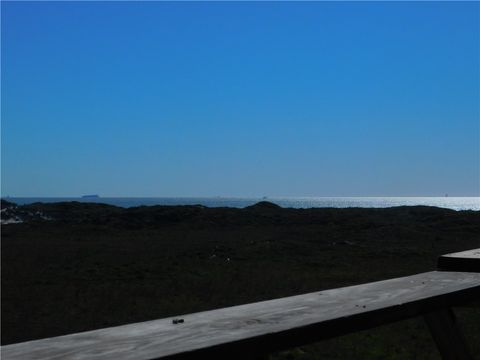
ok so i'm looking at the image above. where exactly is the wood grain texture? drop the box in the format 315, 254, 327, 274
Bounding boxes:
438, 248, 480, 272
424, 308, 473, 360
2, 271, 480, 360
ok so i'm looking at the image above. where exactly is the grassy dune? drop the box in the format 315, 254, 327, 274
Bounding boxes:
2, 201, 479, 359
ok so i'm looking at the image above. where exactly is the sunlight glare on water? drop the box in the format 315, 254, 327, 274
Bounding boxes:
8, 197, 480, 211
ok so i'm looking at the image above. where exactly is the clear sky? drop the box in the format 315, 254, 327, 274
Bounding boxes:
1, 1, 479, 197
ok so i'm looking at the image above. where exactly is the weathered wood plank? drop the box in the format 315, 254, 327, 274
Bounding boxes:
438, 248, 480, 272
424, 308, 473, 360
2, 271, 480, 360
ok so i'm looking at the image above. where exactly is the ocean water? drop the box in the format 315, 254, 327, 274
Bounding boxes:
5, 197, 480, 211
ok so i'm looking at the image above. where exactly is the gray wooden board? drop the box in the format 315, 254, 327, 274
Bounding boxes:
438, 249, 480, 272
2, 271, 480, 360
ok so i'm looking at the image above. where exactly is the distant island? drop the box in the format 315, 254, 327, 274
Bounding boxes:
81, 194, 100, 198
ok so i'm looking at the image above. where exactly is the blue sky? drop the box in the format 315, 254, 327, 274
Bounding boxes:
2, 1, 479, 197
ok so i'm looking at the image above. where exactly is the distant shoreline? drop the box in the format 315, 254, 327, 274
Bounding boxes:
3, 196, 479, 211
2, 198, 480, 227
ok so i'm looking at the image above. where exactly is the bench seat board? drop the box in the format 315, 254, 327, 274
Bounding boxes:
438, 249, 480, 272
2, 271, 480, 360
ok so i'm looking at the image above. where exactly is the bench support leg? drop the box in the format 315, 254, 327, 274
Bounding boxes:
423, 308, 472, 360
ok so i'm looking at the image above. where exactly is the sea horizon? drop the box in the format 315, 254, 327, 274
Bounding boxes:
4, 196, 480, 211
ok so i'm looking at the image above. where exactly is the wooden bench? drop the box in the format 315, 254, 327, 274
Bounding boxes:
438, 249, 480, 273
2, 270, 479, 360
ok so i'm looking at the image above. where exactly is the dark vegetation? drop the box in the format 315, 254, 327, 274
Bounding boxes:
2, 200, 480, 359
